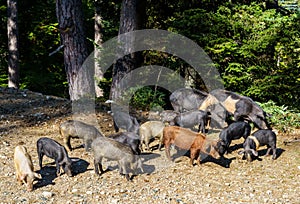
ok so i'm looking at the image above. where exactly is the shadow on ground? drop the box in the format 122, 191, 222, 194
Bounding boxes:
35, 158, 90, 189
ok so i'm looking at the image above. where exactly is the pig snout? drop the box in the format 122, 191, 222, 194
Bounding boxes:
26, 182, 33, 192
211, 147, 221, 160
65, 169, 73, 177
63, 162, 73, 177
245, 152, 252, 162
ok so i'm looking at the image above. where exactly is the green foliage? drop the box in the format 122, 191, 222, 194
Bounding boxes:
258, 101, 300, 132
1, 0, 299, 109
123, 86, 166, 111
0, 2, 7, 87
167, 3, 299, 109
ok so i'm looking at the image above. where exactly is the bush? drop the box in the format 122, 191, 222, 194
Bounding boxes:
258, 101, 300, 133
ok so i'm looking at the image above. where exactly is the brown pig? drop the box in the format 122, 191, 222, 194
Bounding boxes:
14, 145, 41, 191
162, 126, 220, 166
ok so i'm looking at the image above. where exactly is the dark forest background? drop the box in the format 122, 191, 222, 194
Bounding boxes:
1, 1, 299, 111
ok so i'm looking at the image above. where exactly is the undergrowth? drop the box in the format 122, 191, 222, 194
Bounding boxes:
258, 101, 300, 133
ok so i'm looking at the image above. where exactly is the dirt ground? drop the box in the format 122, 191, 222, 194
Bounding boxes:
0, 88, 299, 204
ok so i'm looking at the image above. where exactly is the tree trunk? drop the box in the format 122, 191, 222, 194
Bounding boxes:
7, 0, 19, 89
110, 0, 137, 101
94, 0, 103, 97
56, 0, 92, 101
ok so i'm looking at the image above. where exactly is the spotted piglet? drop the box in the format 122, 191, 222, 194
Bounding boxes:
239, 129, 277, 162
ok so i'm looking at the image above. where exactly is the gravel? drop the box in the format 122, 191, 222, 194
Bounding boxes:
0, 88, 299, 203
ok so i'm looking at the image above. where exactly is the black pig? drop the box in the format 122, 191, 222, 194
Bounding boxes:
108, 132, 141, 155
37, 137, 73, 177
170, 88, 208, 112
217, 121, 251, 156
174, 110, 208, 133
199, 89, 270, 130
105, 100, 140, 133
112, 111, 140, 133
239, 129, 277, 162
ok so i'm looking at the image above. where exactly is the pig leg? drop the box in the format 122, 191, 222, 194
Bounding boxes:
190, 149, 200, 166
140, 134, 146, 152
63, 136, 72, 152
113, 121, 119, 132
165, 144, 172, 161
16, 173, 23, 185
38, 152, 44, 170
55, 160, 61, 176
265, 145, 272, 156
144, 136, 150, 151
94, 157, 104, 175
118, 160, 130, 181
158, 142, 163, 151
84, 139, 92, 151
271, 146, 277, 160
198, 121, 205, 133
158, 133, 164, 151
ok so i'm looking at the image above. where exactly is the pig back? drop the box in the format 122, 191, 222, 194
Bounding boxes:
61, 120, 101, 139
14, 146, 34, 172
141, 121, 165, 136
163, 126, 199, 150
92, 137, 134, 160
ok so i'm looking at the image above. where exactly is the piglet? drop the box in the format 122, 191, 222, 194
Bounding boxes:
14, 145, 41, 191
59, 120, 103, 152
139, 121, 165, 152
217, 121, 251, 156
92, 137, 143, 181
37, 137, 73, 177
108, 132, 141, 155
239, 129, 277, 162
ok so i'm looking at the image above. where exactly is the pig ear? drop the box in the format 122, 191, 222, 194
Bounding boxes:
238, 150, 245, 155
251, 149, 258, 157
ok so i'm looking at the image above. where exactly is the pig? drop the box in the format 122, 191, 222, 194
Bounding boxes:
238, 129, 277, 162
14, 145, 41, 191
59, 120, 103, 152
174, 110, 208, 133
105, 100, 140, 133
159, 110, 179, 125
217, 121, 251, 156
37, 137, 73, 177
139, 121, 165, 151
112, 111, 140, 133
91, 137, 144, 181
162, 126, 221, 166
108, 132, 141, 155
199, 89, 270, 130
170, 88, 208, 112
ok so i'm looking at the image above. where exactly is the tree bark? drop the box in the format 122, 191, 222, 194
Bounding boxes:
56, 0, 92, 101
110, 0, 137, 101
7, 0, 19, 89
94, 0, 103, 97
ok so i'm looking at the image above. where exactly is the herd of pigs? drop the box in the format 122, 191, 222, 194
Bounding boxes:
13, 88, 278, 192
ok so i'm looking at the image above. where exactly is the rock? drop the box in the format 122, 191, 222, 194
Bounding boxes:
71, 189, 78, 193
42, 191, 53, 198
